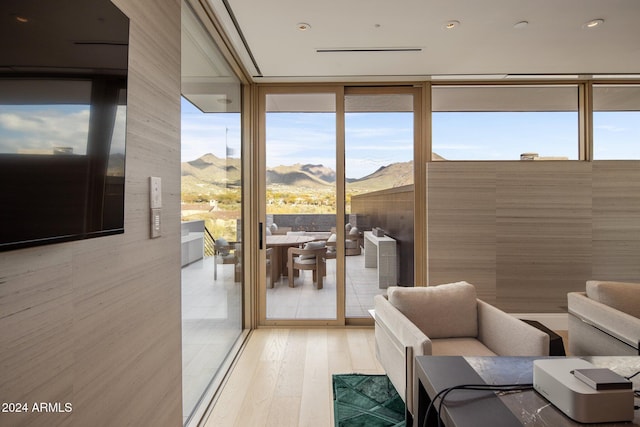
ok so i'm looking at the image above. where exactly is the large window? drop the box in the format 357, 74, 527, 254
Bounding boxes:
432, 85, 579, 160
593, 84, 640, 160
180, 2, 243, 425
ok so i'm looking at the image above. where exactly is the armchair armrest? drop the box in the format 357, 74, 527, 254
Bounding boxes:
477, 300, 549, 356
374, 295, 431, 415
568, 292, 640, 350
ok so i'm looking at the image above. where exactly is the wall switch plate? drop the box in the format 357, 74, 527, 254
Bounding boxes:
150, 177, 162, 209
151, 208, 161, 238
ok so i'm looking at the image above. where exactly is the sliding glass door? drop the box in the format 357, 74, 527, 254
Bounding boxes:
261, 89, 340, 322
258, 86, 420, 325
344, 88, 417, 317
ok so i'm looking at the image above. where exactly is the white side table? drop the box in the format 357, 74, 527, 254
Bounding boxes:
364, 231, 397, 288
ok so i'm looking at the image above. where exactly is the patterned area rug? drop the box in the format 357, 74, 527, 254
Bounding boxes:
332, 373, 406, 427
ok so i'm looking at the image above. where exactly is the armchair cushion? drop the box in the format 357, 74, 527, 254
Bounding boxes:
586, 280, 640, 318
387, 281, 477, 339
568, 281, 640, 355
215, 237, 230, 256
431, 338, 496, 356
299, 241, 326, 259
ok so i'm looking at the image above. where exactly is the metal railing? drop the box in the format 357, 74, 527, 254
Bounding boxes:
204, 227, 216, 257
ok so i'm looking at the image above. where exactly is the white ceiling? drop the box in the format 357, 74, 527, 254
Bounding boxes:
214, 0, 640, 82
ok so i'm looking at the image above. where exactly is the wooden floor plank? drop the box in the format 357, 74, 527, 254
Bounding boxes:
203, 329, 272, 426
203, 328, 383, 427
274, 329, 307, 398
298, 329, 331, 427
234, 359, 281, 427
266, 396, 301, 427
348, 328, 381, 373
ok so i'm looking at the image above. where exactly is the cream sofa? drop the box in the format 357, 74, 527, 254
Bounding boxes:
568, 280, 640, 356
374, 281, 550, 416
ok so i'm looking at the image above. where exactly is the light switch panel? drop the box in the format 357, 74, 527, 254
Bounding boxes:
150, 177, 162, 209
151, 208, 161, 238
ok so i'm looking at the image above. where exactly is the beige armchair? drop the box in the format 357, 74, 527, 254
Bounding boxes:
374, 281, 549, 416
568, 280, 640, 356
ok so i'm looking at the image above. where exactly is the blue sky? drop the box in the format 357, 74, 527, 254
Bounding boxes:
593, 112, 640, 159
181, 96, 640, 179
433, 112, 580, 160
4, 96, 635, 172
181, 98, 241, 162
182, 96, 415, 179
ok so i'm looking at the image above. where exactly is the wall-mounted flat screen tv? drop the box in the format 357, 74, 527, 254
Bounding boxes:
0, 0, 129, 251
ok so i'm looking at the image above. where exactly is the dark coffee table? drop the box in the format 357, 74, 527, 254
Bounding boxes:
415, 356, 640, 427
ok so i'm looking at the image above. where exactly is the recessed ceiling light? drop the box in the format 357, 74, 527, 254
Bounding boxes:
582, 18, 604, 29
15, 16, 29, 23
296, 22, 311, 31
513, 21, 529, 29
443, 20, 460, 30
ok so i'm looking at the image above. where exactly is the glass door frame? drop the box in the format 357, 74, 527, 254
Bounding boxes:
344, 86, 426, 298
257, 85, 345, 326
256, 84, 425, 326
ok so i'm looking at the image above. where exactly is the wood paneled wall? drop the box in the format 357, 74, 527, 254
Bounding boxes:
592, 161, 640, 281
351, 186, 415, 285
0, 1, 183, 426
426, 161, 640, 313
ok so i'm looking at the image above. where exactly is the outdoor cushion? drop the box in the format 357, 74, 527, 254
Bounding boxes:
327, 234, 337, 253
299, 241, 326, 259
216, 237, 230, 256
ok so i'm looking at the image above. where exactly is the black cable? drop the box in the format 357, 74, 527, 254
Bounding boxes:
422, 383, 533, 427
626, 371, 640, 380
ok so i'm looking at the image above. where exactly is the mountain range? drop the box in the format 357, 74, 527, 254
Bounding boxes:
181, 152, 445, 194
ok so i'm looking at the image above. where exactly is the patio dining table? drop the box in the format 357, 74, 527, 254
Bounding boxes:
265, 235, 314, 287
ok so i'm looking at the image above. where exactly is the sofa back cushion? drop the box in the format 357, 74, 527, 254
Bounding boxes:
387, 281, 478, 339
586, 280, 640, 318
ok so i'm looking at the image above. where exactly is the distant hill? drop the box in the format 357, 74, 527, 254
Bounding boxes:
181, 152, 447, 194
347, 161, 413, 191
267, 163, 336, 189
182, 153, 241, 193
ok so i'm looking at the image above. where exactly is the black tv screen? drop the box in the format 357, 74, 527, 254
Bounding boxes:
0, 0, 129, 251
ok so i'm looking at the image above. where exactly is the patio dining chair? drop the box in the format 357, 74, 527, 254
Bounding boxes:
287, 242, 327, 289
213, 237, 239, 281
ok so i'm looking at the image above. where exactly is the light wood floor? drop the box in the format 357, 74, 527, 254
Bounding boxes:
201, 328, 571, 427
202, 328, 384, 427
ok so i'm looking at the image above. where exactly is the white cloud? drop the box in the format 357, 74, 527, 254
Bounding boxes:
595, 124, 627, 133
0, 108, 90, 154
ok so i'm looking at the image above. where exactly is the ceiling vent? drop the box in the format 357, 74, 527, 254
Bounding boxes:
316, 48, 422, 53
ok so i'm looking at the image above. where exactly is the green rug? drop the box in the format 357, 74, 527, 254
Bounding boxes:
332, 374, 406, 427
